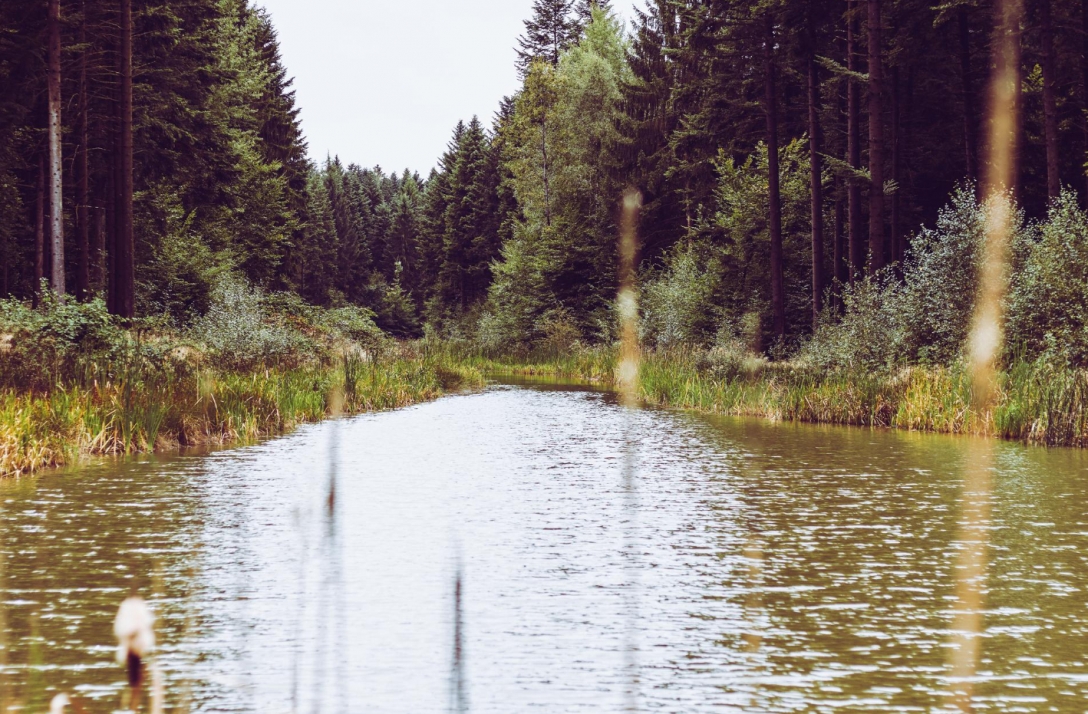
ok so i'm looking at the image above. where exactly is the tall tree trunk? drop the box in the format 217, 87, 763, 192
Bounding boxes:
35, 156, 45, 302
834, 193, 846, 310
847, 0, 864, 281
1041, 0, 1061, 200
47, 0, 66, 296
541, 120, 551, 228
76, 0, 90, 300
117, 0, 135, 318
1083, 0, 1088, 203
891, 65, 902, 267
765, 14, 786, 340
808, 57, 824, 327
868, 0, 885, 274
959, 8, 979, 184
93, 208, 105, 290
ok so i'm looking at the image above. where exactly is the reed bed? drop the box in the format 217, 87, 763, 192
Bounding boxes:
465, 345, 1088, 448
0, 355, 483, 478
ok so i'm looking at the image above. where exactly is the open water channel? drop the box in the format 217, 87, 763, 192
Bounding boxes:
1, 380, 1087, 712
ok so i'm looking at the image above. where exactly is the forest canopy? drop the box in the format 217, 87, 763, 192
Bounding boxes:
3, 0, 1088, 366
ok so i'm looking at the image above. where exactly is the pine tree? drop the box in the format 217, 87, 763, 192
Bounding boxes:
574, 0, 613, 29
516, 0, 579, 77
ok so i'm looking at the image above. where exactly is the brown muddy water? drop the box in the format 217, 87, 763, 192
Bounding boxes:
0, 380, 1086, 712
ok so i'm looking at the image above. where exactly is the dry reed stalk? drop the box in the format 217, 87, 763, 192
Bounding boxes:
946, 0, 1023, 708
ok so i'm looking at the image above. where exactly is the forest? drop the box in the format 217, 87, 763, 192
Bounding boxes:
3, 0, 1088, 368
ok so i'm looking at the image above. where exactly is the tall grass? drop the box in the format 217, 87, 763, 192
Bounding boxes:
0, 354, 483, 478
461, 344, 1088, 448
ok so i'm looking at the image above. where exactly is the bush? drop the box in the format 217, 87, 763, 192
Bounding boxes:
0, 291, 125, 389
641, 244, 720, 349
191, 274, 309, 369
1006, 190, 1088, 366
799, 276, 904, 372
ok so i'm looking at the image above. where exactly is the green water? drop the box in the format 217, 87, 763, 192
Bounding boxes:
0, 381, 1086, 712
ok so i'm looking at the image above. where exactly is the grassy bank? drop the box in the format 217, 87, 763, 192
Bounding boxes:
430, 342, 1088, 448
0, 353, 483, 478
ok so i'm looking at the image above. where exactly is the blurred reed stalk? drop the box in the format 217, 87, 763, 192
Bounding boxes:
0, 542, 6, 713
743, 537, 765, 709
618, 188, 642, 712
449, 565, 467, 714
946, 0, 1023, 709
617, 189, 642, 409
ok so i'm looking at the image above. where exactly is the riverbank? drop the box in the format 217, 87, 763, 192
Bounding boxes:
434, 344, 1088, 448
0, 352, 483, 478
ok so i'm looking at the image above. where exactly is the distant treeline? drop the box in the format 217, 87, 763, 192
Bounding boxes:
2, 0, 1088, 352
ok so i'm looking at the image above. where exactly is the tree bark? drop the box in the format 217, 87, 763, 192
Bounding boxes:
808, 57, 824, 327
847, 0, 864, 281
35, 155, 46, 301
834, 193, 845, 309
891, 64, 902, 267
1041, 0, 1061, 201
47, 0, 66, 296
868, 0, 885, 274
765, 14, 786, 340
1083, 0, 1088, 203
117, 0, 135, 318
77, 0, 90, 300
959, 8, 979, 184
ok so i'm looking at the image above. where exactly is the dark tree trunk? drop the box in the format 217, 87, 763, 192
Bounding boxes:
847, 0, 864, 281
891, 65, 902, 267
808, 57, 824, 327
76, 0, 90, 300
35, 155, 45, 301
959, 7, 979, 184
765, 14, 786, 340
834, 193, 846, 309
1083, 0, 1088, 204
868, 0, 885, 274
47, 0, 65, 296
1041, 0, 1061, 200
93, 207, 105, 290
117, 0, 135, 318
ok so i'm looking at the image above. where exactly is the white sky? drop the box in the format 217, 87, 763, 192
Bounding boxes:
255, 0, 640, 175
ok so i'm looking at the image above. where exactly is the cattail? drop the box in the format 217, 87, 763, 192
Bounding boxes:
114, 595, 155, 707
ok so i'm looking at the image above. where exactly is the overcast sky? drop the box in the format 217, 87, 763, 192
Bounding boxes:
255, 1, 639, 175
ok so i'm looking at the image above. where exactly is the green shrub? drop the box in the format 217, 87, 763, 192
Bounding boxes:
641, 244, 721, 349
0, 292, 125, 389
1006, 190, 1088, 366
799, 276, 904, 371
191, 274, 310, 369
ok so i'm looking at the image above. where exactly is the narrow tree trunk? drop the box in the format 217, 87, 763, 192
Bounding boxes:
847, 0, 864, 281
35, 156, 45, 301
77, 0, 90, 300
765, 15, 786, 340
868, 0, 885, 274
959, 8, 979, 184
93, 207, 105, 290
808, 57, 824, 327
1083, 0, 1088, 203
541, 120, 551, 228
891, 65, 902, 267
1079, 0, 1088, 204
47, 0, 66, 296
1041, 0, 1061, 200
834, 193, 846, 309
118, 0, 135, 318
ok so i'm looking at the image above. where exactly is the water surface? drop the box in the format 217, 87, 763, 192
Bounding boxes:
1, 381, 1086, 712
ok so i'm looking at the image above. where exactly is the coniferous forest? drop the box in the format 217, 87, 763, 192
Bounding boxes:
5, 0, 1088, 368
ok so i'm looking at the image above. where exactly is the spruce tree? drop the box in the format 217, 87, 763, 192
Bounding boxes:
516, 0, 579, 77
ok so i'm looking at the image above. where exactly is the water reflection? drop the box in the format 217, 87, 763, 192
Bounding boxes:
0, 383, 1085, 712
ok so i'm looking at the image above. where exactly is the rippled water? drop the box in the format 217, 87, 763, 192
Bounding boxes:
1, 381, 1087, 712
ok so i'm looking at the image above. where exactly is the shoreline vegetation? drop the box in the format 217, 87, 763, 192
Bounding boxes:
0, 288, 484, 479
440, 344, 1088, 448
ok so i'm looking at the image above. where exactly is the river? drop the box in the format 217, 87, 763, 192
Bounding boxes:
1, 380, 1086, 712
